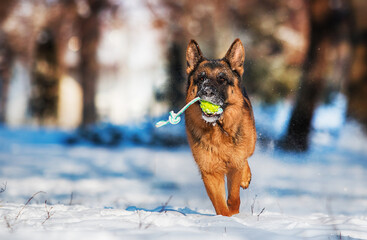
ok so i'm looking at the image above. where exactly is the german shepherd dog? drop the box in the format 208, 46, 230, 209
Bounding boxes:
185, 39, 256, 216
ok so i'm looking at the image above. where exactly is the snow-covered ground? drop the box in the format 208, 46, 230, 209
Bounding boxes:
1, 97, 367, 240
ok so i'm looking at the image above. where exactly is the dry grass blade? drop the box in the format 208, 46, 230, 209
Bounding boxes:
4, 216, 12, 232
69, 192, 74, 205
15, 191, 46, 221
257, 208, 265, 221
159, 195, 173, 213
0, 182, 7, 194
251, 194, 258, 215
326, 197, 342, 239
42, 200, 55, 225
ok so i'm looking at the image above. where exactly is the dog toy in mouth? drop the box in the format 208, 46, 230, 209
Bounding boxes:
155, 97, 223, 128
155, 97, 201, 128
200, 100, 223, 115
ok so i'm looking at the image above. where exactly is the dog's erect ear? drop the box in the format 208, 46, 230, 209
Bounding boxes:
224, 38, 245, 77
186, 40, 204, 75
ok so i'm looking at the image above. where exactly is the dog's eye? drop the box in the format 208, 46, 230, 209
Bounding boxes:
217, 74, 228, 84
195, 72, 206, 84
217, 72, 228, 83
199, 72, 206, 79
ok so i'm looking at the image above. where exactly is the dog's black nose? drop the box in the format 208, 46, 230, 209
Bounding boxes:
199, 79, 216, 97
203, 87, 214, 97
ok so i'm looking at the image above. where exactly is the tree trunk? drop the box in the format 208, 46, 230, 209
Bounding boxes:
78, 0, 104, 126
0, 34, 13, 123
281, 0, 351, 151
29, 29, 60, 124
347, 31, 367, 128
166, 41, 185, 111
346, 0, 367, 129
0, 0, 16, 123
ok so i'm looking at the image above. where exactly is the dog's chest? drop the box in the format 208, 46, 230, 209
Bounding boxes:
194, 126, 244, 159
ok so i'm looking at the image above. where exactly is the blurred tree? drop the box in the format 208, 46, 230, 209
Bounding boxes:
30, 29, 60, 124
150, 0, 312, 115
77, 0, 115, 126
29, 0, 77, 125
0, 0, 16, 123
231, 0, 308, 104
0, 33, 13, 123
150, 0, 219, 111
346, 0, 367, 129
1, 0, 118, 127
166, 41, 185, 111
0, 1, 16, 24
78, 0, 100, 126
2, 0, 364, 132
281, 0, 353, 151
162, 1, 187, 111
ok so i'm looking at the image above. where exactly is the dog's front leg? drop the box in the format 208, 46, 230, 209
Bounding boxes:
227, 167, 243, 216
201, 171, 230, 216
241, 159, 252, 189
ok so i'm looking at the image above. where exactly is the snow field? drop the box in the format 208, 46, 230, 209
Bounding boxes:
0, 95, 366, 239
0, 137, 366, 239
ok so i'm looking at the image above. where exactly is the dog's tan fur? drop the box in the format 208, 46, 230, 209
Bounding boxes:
185, 39, 256, 216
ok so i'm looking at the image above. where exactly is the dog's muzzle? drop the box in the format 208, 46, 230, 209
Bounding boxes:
197, 80, 224, 123
197, 80, 224, 106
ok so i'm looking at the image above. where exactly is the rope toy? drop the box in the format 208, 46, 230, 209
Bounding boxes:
155, 97, 223, 128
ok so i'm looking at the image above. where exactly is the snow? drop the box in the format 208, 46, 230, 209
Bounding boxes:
1, 97, 367, 239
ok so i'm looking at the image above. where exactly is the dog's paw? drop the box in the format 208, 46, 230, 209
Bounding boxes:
240, 166, 251, 189
240, 179, 251, 189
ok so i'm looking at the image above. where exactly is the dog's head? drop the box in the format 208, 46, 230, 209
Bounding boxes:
186, 39, 245, 123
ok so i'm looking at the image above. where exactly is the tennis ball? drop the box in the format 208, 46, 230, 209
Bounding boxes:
200, 100, 223, 115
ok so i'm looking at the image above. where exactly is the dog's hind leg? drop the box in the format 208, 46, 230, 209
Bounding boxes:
240, 160, 252, 189
201, 172, 230, 216
227, 167, 243, 216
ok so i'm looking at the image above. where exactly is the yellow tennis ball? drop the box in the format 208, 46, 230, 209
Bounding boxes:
200, 100, 223, 115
